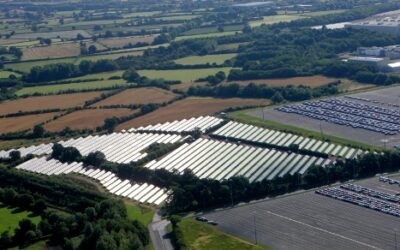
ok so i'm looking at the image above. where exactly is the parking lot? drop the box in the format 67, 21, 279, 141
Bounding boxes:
205, 175, 400, 250
249, 86, 400, 148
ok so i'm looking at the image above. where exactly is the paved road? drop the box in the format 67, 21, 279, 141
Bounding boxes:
148, 211, 174, 250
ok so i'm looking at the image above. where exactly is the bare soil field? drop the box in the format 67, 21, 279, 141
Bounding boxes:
22, 43, 80, 61
45, 108, 136, 132
206, 176, 400, 250
0, 38, 28, 45
0, 112, 58, 134
0, 91, 107, 115
92, 87, 178, 107
225, 76, 340, 88
117, 97, 269, 129
98, 35, 158, 48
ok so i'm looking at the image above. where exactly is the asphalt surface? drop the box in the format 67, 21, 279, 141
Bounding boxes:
148, 211, 174, 250
205, 176, 400, 250
249, 86, 400, 148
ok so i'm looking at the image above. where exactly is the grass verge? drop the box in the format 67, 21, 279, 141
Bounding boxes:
124, 202, 154, 227
0, 203, 41, 234
178, 218, 270, 250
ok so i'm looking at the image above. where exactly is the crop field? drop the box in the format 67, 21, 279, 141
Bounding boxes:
174, 53, 237, 65
206, 176, 400, 250
117, 97, 269, 129
21, 43, 81, 61
16, 79, 128, 96
249, 14, 307, 27
0, 38, 28, 45
0, 71, 21, 79
251, 85, 400, 148
226, 76, 341, 88
12, 30, 91, 39
92, 87, 178, 107
98, 35, 158, 48
216, 42, 249, 51
138, 67, 233, 82
63, 70, 125, 81
0, 112, 58, 134
44, 108, 136, 131
6, 58, 77, 72
175, 31, 240, 41
0, 203, 41, 234
0, 91, 107, 115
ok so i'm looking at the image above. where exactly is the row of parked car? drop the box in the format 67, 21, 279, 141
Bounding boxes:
278, 98, 400, 135
379, 176, 400, 185
344, 96, 400, 109
195, 215, 218, 225
340, 183, 400, 203
316, 187, 400, 217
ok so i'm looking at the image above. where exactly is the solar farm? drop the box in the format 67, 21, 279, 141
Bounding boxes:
15, 157, 169, 205
211, 121, 364, 159
0, 115, 371, 206
205, 175, 400, 250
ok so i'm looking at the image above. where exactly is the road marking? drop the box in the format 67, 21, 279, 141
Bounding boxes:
265, 210, 382, 250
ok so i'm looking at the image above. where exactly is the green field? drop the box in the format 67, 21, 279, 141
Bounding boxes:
174, 53, 236, 65
9, 240, 47, 250
0, 71, 21, 78
249, 15, 306, 27
62, 70, 125, 81
175, 31, 240, 41
178, 218, 270, 250
138, 67, 233, 82
0, 203, 41, 234
125, 202, 154, 227
16, 79, 128, 95
156, 15, 201, 21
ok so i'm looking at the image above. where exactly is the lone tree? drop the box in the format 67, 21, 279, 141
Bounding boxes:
32, 124, 45, 138
104, 117, 119, 133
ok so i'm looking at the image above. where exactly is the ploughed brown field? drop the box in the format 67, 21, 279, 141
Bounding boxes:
225, 76, 340, 88
0, 112, 58, 134
0, 91, 107, 115
98, 35, 158, 48
117, 97, 270, 129
92, 87, 178, 107
21, 43, 80, 61
44, 108, 137, 132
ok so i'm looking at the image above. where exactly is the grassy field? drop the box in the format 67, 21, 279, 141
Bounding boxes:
0, 70, 21, 78
174, 53, 236, 65
175, 31, 240, 41
9, 240, 47, 250
249, 15, 306, 27
178, 218, 269, 250
16, 79, 128, 96
138, 67, 232, 82
92, 87, 178, 107
0, 203, 41, 234
125, 202, 154, 227
63, 70, 125, 81
6, 57, 77, 72
229, 110, 381, 151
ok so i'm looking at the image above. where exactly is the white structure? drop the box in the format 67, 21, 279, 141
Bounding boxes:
0, 132, 183, 164
212, 121, 362, 159
127, 116, 223, 133
15, 157, 168, 205
144, 138, 332, 182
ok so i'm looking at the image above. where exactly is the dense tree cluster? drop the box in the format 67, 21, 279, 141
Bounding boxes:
188, 82, 339, 103
0, 167, 149, 249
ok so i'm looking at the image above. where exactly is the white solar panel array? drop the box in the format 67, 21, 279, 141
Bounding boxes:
144, 138, 332, 183
212, 121, 365, 160
126, 116, 223, 133
0, 132, 183, 164
15, 157, 169, 205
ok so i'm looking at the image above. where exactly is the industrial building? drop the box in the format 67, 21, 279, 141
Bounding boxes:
345, 17, 400, 35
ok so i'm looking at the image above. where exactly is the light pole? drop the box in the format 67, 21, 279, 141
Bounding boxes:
253, 213, 258, 245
